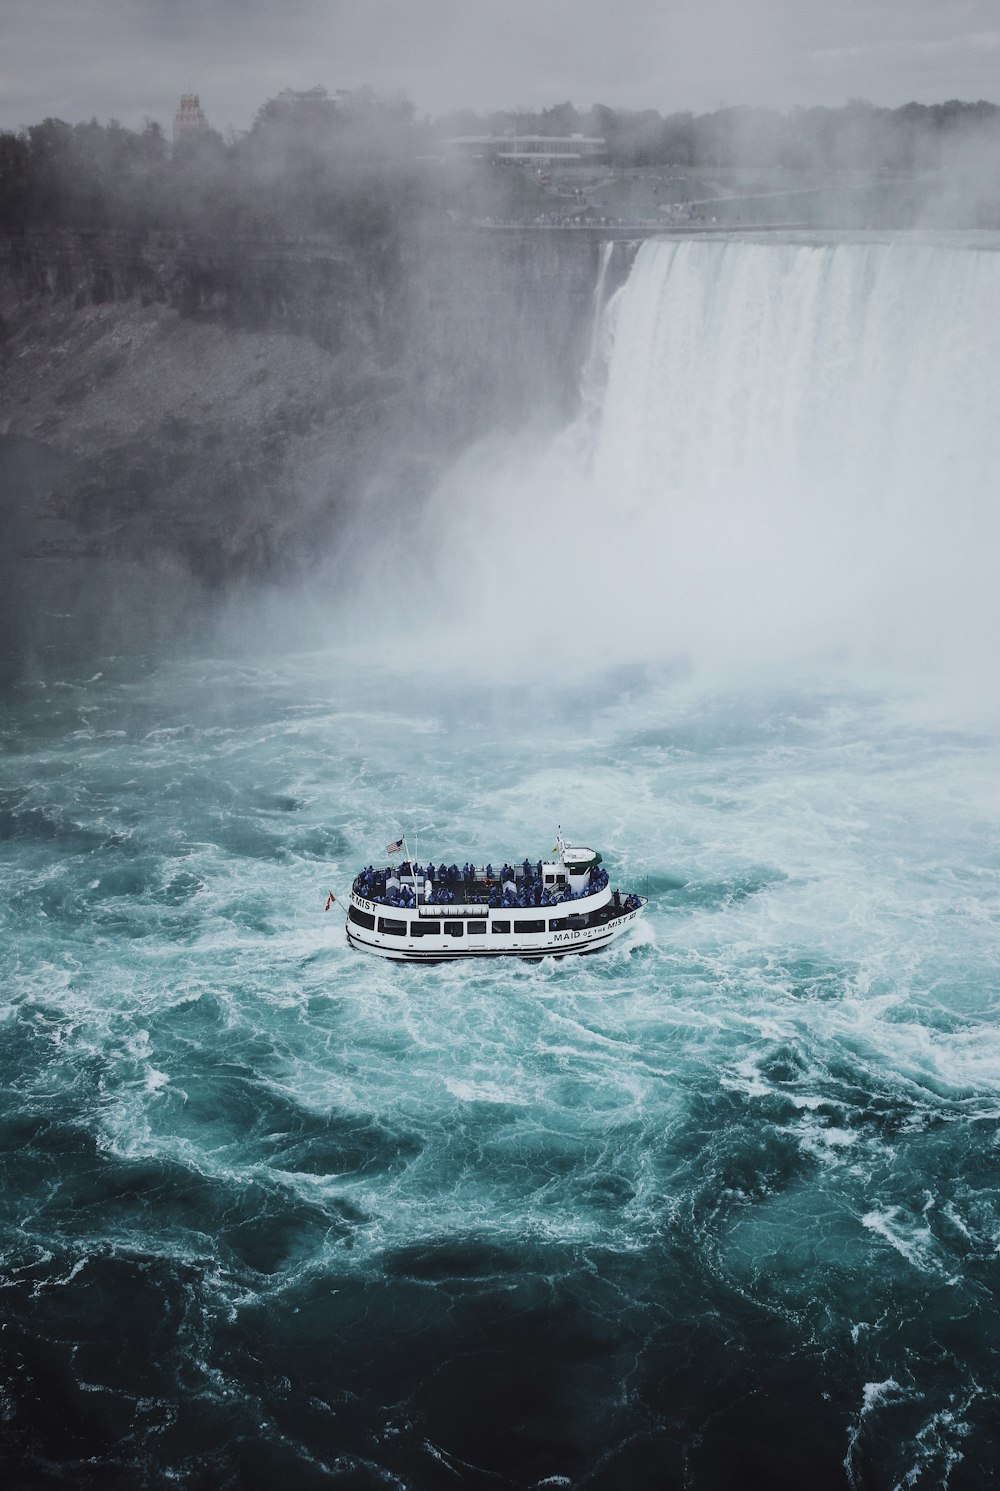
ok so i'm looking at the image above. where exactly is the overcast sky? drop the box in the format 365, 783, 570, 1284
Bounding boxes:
2, 0, 999, 134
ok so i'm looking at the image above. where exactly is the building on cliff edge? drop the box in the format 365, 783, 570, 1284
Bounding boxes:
173, 94, 208, 145
444, 134, 607, 165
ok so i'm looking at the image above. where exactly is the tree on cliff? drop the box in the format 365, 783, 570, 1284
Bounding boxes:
0, 116, 171, 230
0, 89, 425, 243
2, 92, 1000, 238
238, 86, 425, 239
0, 131, 31, 226
435, 95, 1000, 177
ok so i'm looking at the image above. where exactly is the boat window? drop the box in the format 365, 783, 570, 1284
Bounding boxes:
514, 919, 545, 934
544, 874, 555, 885
467, 921, 487, 934
411, 920, 440, 937
491, 920, 511, 934
378, 917, 407, 936
444, 921, 464, 937
548, 917, 569, 931
348, 905, 376, 931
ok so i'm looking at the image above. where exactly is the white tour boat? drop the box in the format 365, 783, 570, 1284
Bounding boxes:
343, 829, 646, 961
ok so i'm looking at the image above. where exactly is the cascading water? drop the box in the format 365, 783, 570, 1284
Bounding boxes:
426, 234, 1000, 691
3, 234, 1000, 1490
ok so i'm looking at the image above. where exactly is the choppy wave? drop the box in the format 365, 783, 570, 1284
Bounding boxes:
2, 654, 998, 1487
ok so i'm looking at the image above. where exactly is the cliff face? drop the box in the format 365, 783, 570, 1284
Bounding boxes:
0, 226, 614, 591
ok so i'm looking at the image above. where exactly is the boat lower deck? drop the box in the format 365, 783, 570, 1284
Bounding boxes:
345, 898, 645, 960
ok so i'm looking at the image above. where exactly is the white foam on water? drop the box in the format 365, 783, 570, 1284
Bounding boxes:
845, 1377, 918, 1489
861, 1206, 955, 1279
891, 1385, 983, 1491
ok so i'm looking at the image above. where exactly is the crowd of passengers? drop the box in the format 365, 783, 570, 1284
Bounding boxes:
351, 859, 614, 909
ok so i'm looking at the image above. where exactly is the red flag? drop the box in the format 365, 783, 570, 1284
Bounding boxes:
325, 892, 336, 911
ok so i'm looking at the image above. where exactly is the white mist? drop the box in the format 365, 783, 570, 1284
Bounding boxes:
418, 233, 1000, 701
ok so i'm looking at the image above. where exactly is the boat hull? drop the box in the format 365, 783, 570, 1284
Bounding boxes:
345, 903, 644, 961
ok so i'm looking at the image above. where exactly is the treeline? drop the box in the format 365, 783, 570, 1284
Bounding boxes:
0, 90, 428, 241
438, 97, 1000, 173
2, 91, 999, 241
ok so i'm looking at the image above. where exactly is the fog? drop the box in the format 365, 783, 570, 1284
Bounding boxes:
5, 32, 1000, 710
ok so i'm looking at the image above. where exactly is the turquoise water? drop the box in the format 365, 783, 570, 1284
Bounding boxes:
2, 649, 998, 1488
7, 231, 1000, 1488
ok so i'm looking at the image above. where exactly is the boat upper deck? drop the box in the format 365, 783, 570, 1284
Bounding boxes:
352, 858, 610, 911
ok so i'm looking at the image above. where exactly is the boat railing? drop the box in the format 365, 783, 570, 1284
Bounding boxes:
351, 865, 610, 910
412, 902, 490, 917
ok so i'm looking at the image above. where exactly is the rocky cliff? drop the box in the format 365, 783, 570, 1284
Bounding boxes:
0, 226, 617, 590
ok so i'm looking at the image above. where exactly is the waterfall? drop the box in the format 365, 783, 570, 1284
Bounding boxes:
595, 236, 1000, 517
426, 233, 1000, 690
578, 239, 621, 415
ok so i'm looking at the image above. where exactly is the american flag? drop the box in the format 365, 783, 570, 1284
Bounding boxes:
386, 838, 404, 855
